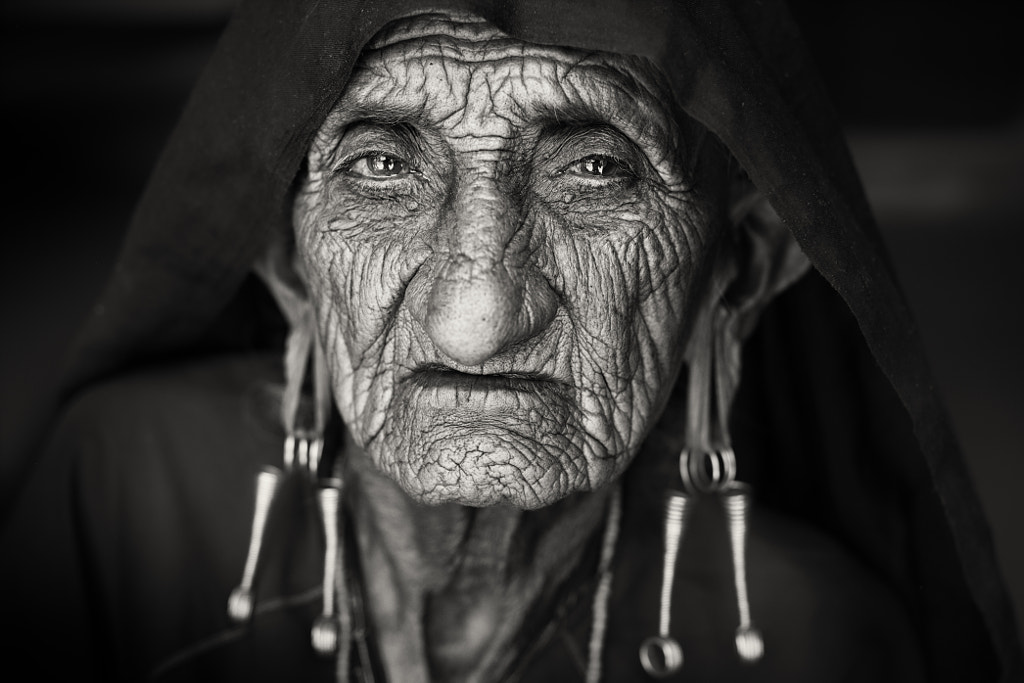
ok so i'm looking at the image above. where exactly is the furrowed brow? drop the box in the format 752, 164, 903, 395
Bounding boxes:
330, 100, 431, 129
533, 99, 620, 133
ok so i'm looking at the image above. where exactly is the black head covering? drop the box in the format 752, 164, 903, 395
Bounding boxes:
39, 0, 1022, 679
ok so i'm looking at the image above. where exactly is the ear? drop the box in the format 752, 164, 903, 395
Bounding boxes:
685, 176, 810, 444
717, 176, 811, 343
252, 231, 313, 329
255, 231, 335, 433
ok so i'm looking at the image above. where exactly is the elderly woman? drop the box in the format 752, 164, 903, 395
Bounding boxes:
1, 1, 1019, 682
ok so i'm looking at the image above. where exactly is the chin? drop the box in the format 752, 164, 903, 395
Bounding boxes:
368, 429, 599, 510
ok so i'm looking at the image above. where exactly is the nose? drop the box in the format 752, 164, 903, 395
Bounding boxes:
410, 174, 557, 366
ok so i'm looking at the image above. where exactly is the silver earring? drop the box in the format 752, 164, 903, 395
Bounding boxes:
679, 448, 764, 664
639, 311, 763, 678
720, 481, 763, 662
638, 490, 691, 677
227, 312, 349, 663
227, 466, 282, 622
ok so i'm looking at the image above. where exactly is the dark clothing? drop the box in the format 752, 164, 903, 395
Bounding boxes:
13, 341, 923, 681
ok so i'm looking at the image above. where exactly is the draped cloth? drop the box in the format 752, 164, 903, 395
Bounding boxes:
4, 0, 1020, 680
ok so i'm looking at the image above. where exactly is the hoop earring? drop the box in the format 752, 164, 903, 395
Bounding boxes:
638, 309, 764, 678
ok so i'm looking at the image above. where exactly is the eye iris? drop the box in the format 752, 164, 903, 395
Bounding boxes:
369, 154, 401, 176
583, 156, 607, 176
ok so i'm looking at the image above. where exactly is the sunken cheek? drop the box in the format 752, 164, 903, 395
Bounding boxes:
313, 211, 424, 361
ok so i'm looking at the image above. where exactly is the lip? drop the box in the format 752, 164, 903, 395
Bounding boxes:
406, 363, 564, 394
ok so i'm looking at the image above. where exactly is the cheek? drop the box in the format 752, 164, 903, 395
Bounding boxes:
544, 192, 709, 448
294, 186, 432, 442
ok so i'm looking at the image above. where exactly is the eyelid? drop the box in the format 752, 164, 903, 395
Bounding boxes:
544, 125, 644, 176
550, 124, 630, 152
330, 121, 422, 174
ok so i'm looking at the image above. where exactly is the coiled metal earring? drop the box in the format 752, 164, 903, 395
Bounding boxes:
312, 477, 346, 659
303, 324, 352, 660
639, 490, 692, 677
639, 304, 764, 677
227, 310, 319, 624
721, 483, 763, 662
227, 309, 348, 664
228, 466, 282, 622
681, 447, 764, 664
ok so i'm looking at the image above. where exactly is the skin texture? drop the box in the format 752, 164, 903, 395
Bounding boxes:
280, 13, 811, 682
293, 14, 727, 511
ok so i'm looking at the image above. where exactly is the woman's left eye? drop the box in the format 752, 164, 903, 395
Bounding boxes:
347, 152, 410, 178
567, 154, 632, 179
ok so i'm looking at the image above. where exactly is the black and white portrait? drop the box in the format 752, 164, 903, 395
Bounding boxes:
2, 1, 1021, 681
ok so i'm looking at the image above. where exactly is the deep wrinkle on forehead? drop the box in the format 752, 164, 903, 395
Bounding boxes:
326, 22, 698, 185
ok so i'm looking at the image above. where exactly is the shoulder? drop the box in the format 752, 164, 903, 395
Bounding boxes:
605, 497, 925, 682
56, 352, 282, 451
59, 349, 283, 512
54, 352, 285, 523
54, 353, 292, 678
56, 351, 286, 569
1, 353, 290, 680
740, 506, 925, 681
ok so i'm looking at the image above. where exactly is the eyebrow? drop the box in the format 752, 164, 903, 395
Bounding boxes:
329, 100, 430, 129
532, 100, 647, 152
532, 99, 618, 129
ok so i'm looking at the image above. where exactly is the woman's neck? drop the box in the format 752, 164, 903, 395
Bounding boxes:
345, 446, 611, 683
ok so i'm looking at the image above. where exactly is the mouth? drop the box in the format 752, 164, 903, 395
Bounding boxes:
407, 363, 564, 394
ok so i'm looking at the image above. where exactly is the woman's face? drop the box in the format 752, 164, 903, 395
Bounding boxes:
293, 13, 727, 508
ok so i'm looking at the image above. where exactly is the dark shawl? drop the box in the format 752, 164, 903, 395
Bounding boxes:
3, 0, 1020, 680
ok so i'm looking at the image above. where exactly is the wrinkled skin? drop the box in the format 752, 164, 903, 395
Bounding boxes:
293, 14, 727, 510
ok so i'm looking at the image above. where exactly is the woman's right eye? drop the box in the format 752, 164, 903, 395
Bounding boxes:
346, 152, 410, 178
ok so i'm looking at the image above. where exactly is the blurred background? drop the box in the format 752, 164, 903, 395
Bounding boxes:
2, 0, 1022, 647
